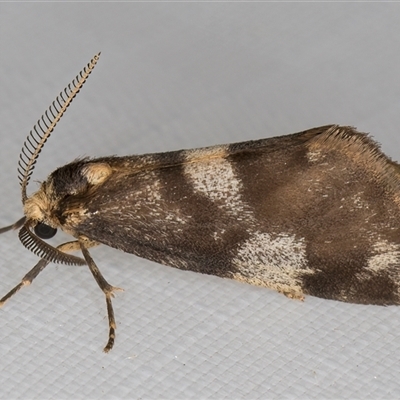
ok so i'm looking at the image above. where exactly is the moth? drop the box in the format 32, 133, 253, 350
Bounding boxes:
2, 53, 400, 353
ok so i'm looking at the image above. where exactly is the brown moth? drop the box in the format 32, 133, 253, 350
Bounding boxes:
2, 54, 400, 352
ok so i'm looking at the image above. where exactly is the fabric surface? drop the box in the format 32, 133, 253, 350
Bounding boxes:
1, 3, 400, 399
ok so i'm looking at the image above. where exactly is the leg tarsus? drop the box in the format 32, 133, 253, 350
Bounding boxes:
103, 294, 116, 353
103, 287, 123, 352
79, 240, 123, 353
0, 258, 50, 307
0, 240, 86, 307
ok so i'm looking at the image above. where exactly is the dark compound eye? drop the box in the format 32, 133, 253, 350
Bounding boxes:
34, 222, 57, 239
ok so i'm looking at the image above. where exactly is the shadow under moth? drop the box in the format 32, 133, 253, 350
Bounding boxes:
1, 53, 400, 352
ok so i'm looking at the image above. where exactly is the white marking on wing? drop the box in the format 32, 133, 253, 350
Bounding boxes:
184, 158, 250, 216
367, 239, 400, 272
307, 150, 323, 162
233, 232, 307, 270
231, 231, 313, 298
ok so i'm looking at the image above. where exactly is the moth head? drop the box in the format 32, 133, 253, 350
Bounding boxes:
23, 181, 59, 237
20, 160, 111, 265
23, 161, 112, 233
0, 53, 101, 265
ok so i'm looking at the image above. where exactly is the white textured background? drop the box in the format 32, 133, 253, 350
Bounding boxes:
1, 3, 400, 399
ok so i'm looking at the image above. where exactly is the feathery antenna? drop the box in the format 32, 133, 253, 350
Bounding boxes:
18, 53, 101, 204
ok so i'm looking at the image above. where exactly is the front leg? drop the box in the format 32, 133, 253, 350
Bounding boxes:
0, 240, 86, 306
79, 237, 123, 352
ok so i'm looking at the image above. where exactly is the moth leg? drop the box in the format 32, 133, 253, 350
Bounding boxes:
0, 216, 26, 234
0, 240, 84, 307
79, 238, 123, 353
0, 258, 50, 306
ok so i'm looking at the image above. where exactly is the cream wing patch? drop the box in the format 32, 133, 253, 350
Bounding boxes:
367, 239, 400, 273
184, 157, 250, 216
231, 231, 312, 299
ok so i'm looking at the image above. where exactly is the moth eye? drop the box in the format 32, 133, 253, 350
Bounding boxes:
34, 222, 57, 239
